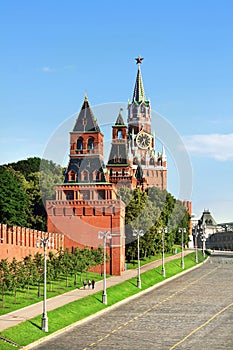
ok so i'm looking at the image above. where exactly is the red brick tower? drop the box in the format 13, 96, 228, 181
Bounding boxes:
47, 96, 125, 275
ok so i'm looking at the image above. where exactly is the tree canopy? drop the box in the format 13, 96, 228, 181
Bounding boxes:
118, 186, 190, 261
0, 157, 64, 230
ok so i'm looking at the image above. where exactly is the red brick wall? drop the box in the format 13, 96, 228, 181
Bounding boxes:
47, 198, 125, 276
0, 223, 64, 261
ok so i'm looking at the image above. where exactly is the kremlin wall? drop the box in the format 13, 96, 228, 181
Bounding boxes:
0, 223, 64, 261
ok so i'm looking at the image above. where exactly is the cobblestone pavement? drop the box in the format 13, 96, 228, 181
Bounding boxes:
33, 252, 233, 350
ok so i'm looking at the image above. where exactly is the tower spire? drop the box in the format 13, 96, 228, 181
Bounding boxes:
132, 56, 146, 103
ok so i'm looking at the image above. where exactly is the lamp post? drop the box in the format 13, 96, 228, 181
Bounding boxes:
36, 236, 54, 332
194, 225, 198, 263
202, 224, 206, 257
158, 227, 167, 277
132, 229, 144, 288
98, 231, 112, 304
179, 228, 186, 269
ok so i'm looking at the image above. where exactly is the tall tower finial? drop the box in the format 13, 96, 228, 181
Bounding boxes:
84, 91, 88, 101
132, 56, 146, 102
135, 56, 144, 65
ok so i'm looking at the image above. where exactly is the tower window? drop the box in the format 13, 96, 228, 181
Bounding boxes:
117, 130, 123, 139
149, 158, 154, 166
97, 190, 105, 200
81, 170, 89, 182
65, 191, 74, 200
68, 171, 76, 182
88, 137, 94, 150
141, 158, 146, 166
80, 190, 90, 200
77, 137, 83, 150
93, 170, 101, 181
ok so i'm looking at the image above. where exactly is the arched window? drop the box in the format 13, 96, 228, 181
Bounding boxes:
133, 157, 138, 165
68, 171, 76, 182
141, 158, 146, 166
77, 137, 83, 150
117, 129, 122, 139
149, 158, 154, 166
109, 169, 112, 176
93, 170, 101, 181
122, 169, 125, 176
88, 137, 94, 150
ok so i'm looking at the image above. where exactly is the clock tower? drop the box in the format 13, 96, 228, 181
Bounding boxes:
127, 57, 167, 190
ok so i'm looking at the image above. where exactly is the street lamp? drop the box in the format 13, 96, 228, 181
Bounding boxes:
202, 224, 206, 257
132, 229, 144, 288
158, 227, 167, 277
36, 236, 54, 332
98, 231, 112, 304
193, 225, 199, 263
179, 228, 186, 269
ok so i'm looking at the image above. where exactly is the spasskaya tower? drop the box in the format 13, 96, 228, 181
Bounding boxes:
107, 56, 167, 190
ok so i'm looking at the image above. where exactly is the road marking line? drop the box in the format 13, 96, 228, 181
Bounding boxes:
169, 301, 233, 350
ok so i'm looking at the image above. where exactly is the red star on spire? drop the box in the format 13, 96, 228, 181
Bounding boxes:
135, 56, 144, 64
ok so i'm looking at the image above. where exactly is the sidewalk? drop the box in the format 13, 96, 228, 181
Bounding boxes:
0, 251, 192, 332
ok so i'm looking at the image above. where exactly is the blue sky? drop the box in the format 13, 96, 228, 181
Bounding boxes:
0, 0, 233, 223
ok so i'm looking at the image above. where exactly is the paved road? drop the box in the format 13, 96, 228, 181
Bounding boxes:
33, 252, 233, 350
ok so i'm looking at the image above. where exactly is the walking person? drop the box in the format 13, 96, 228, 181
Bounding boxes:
83, 280, 87, 290
91, 279, 95, 289
88, 279, 91, 289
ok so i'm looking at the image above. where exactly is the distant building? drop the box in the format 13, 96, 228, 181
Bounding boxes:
192, 209, 233, 251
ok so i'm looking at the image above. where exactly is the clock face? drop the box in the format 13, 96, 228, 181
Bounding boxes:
136, 132, 152, 149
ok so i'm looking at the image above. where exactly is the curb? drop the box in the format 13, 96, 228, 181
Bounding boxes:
21, 257, 209, 349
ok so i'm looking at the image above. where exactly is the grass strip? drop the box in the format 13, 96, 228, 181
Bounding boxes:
0, 252, 206, 349
0, 272, 102, 317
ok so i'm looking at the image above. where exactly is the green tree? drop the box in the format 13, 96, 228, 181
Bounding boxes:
47, 252, 56, 292
0, 167, 29, 226
26, 172, 47, 231
0, 259, 11, 308
39, 159, 64, 203
4, 157, 42, 180
9, 258, 25, 304
124, 187, 190, 261
71, 248, 82, 286
23, 255, 37, 299
33, 252, 44, 297
60, 248, 73, 287
1, 157, 64, 230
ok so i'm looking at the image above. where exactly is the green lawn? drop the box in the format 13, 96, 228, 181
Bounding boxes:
0, 251, 207, 349
0, 271, 102, 316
